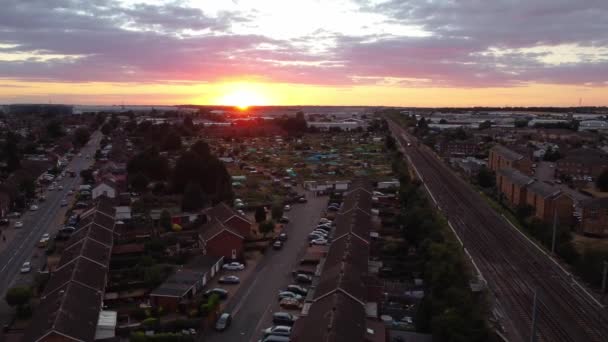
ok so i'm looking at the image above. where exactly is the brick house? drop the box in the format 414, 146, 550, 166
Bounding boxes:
198, 218, 244, 260
525, 181, 573, 225
496, 168, 533, 207
203, 202, 252, 237
556, 149, 608, 180
150, 256, 223, 311
578, 198, 608, 237
489, 144, 533, 175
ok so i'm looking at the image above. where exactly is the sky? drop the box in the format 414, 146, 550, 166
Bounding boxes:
0, 0, 607, 107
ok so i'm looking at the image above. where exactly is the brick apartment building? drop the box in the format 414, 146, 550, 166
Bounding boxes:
489, 144, 533, 175
556, 149, 608, 180
496, 168, 533, 207
578, 198, 608, 237
525, 181, 573, 225
497, 168, 573, 224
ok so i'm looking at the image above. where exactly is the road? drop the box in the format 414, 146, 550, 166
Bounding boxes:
0, 131, 102, 327
387, 119, 608, 342
203, 191, 327, 342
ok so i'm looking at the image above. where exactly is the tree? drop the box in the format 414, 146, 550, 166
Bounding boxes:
94, 149, 103, 160
162, 131, 182, 151
73, 127, 91, 148
478, 120, 492, 130
255, 206, 266, 223
128, 148, 170, 181
160, 209, 172, 231
130, 173, 150, 192
271, 204, 284, 221
80, 168, 95, 184
2, 132, 21, 172
596, 169, 608, 192
5, 286, 32, 307
182, 182, 205, 212
514, 119, 529, 128
476, 167, 495, 188
259, 220, 275, 237
46, 120, 64, 138
191, 140, 210, 158
19, 178, 36, 199
543, 147, 561, 162
101, 123, 113, 136
417, 117, 429, 129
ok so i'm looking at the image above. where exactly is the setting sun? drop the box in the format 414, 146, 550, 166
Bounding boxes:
216, 84, 269, 109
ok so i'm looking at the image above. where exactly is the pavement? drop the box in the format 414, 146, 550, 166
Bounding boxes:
202, 191, 327, 342
0, 131, 102, 329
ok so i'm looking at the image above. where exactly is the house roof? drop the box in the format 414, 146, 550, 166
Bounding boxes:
292, 292, 366, 342
22, 282, 103, 342
150, 269, 204, 298
492, 144, 523, 161
199, 217, 244, 241
580, 197, 608, 209
205, 202, 250, 223
497, 167, 533, 187
23, 203, 115, 342
314, 262, 367, 303
527, 181, 561, 199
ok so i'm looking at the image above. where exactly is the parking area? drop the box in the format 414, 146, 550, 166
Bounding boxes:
203, 191, 327, 342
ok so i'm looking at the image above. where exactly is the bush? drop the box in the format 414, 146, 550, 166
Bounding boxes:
142, 317, 160, 330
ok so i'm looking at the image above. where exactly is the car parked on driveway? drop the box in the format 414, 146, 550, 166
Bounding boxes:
272, 312, 296, 326
20, 261, 32, 273
294, 273, 313, 284
14, 221, 23, 228
286, 285, 308, 296
283, 205, 291, 211
215, 312, 232, 331
310, 238, 328, 246
278, 291, 302, 301
279, 298, 302, 310
279, 216, 290, 223
30, 204, 39, 211
204, 288, 229, 300
218, 275, 240, 284
278, 233, 288, 241
273, 240, 283, 250
263, 325, 292, 337
222, 262, 245, 271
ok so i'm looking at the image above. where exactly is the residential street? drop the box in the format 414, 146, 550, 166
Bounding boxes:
203, 191, 327, 342
0, 131, 102, 329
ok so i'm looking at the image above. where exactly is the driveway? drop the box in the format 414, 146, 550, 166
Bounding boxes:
0, 131, 102, 330
203, 191, 327, 342
534, 161, 555, 182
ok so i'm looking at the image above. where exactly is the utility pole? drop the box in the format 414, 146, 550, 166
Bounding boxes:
551, 209, 558, 255
530, 289, 538, 342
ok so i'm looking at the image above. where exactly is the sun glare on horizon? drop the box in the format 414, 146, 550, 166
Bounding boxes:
216, 85, 269, 110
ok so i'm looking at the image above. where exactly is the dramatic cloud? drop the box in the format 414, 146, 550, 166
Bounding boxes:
0, 0, 607, 87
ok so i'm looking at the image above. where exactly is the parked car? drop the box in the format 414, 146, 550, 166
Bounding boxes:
311, 229, 329, 237
273, 240, 283, 250
263, 325, 292, 337
7, 212, 21, 218
283, 205, 291, 211
298, 196, 307, 203
58, 185, 64, 191
286, 285, 308, 296
278, 233, 288, 241
261, 335, 291, 342
319, 218, 331, 224
278, 291, 302, 301
310, 238, 328, 246
279, 216, 290, 223
14, 221, 23, 228
30, 204, 39, 211
20, 261, 32, 273
0, 218, 9, 226
204, 288, 229, 300
279, 298, 302, 310
222, 262, 245, 271
308, 233, 326, 241
327, 206, 339, 212
219, 276, 240, 284
38, 233, 51, 248
294, 273, 313, 284
272, 312, 296, 326
60, 200, 68, 207
215, 313, 232, 331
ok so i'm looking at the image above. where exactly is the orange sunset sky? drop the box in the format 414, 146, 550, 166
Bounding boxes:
1, 0, 607, 107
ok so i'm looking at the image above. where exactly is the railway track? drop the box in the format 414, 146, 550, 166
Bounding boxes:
388, 121, 608, 342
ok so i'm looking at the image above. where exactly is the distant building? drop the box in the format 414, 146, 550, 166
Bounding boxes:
578, 198, 608, 237
436, 140, 480, 157
556, 149, 608, 180
525, 181, 573, 225
489, 144, 533, 175
307, 121, 365, 131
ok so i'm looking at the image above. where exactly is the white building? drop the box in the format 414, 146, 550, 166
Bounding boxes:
92, 181, 117, 199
